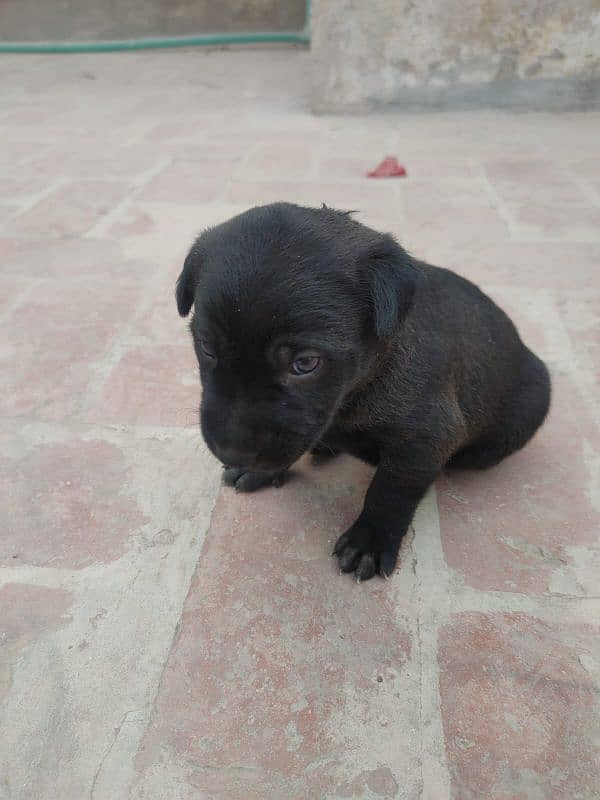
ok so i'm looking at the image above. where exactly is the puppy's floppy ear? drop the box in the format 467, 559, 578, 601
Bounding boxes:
175, 241, 203, 317
364, 234, 420, 338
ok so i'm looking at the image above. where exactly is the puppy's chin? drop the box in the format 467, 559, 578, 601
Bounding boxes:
208, 443, 308, 473
250, 459, 291, 472
232, 451, 302, 473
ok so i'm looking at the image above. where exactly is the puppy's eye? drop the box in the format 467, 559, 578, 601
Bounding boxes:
289, 354, 321, 376
200, 341, 216, 360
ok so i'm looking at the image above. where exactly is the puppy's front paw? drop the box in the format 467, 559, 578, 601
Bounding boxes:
223, 467, 287, 493
333, 521, 399, 581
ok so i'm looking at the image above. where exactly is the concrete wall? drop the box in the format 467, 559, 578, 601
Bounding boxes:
311, 0, 600, 111
0, 0, 306, 41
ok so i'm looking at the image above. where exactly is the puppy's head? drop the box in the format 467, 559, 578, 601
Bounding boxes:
176, 203, 418, 471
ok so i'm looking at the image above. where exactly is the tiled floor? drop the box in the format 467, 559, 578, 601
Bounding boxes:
1, 49, 599, 800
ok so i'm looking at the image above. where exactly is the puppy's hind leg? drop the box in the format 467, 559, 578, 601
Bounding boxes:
448, 348, 551, 471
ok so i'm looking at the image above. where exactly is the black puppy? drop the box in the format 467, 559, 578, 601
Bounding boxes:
176, 203, 550, 581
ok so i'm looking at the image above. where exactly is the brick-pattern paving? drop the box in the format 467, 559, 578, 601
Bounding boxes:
0, 51, 599, 799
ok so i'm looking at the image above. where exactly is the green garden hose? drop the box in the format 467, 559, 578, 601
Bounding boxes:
0, 31, 309, 54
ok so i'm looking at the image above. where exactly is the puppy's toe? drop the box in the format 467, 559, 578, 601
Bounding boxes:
379, 550, 398, 579
355, 553, 377, 582
223, 467, 245, 487
338, 545, 361, 573
270, 470, 288, 488
332, 529, 351, 556
222, 467, 287, 493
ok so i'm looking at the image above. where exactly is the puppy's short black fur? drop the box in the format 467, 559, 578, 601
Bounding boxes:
176, 203, 550, 581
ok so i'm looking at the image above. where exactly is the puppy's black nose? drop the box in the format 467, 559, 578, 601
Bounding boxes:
214, 445, 256, 469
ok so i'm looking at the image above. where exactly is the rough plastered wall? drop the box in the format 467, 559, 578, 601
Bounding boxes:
310, 0, 600, 111
0, 0, 306, 41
